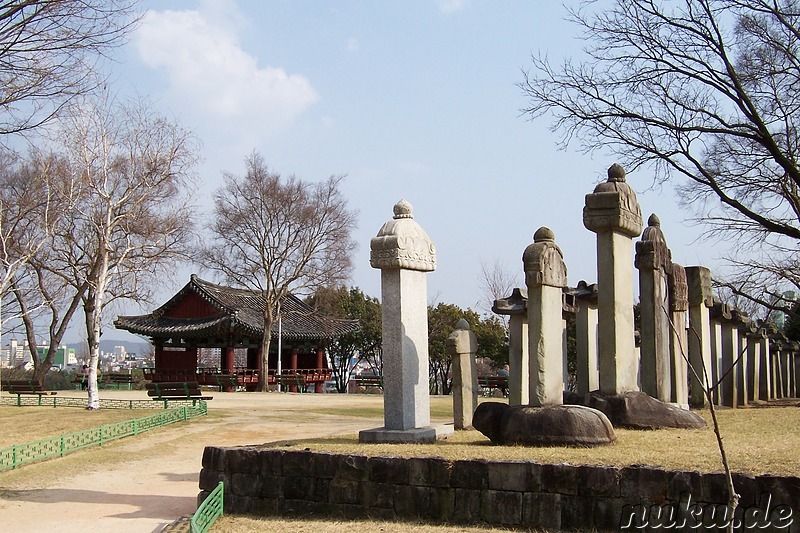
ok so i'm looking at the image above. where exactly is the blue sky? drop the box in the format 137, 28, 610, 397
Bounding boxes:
101, 0, 721, 342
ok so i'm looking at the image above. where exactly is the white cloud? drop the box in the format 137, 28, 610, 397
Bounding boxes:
134, 2, 318, 133
437, 0, 468, 14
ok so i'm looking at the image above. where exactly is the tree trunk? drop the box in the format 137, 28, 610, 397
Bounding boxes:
258, 313, 274, 393
84, 298, 102, 409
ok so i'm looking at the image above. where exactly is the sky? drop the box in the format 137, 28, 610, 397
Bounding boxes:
96, 0, 722, 343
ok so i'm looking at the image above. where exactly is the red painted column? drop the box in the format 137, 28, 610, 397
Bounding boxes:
315, 346, 326, 393
289, 347, 299, 392
222, 346, 236, 392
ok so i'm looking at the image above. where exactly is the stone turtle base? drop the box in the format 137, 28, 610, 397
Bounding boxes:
198, 446, 800, 531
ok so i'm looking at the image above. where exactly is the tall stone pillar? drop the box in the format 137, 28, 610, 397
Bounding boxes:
758, 334, 771, 401
719, 319, 739, 408
686, 267, 713, 407
668, 263, 689, 407
574, 282, 599, 394
493, 288, 529, 406
583, 164, 643, 394
710, 301, 731, 405
747, 328, 763, 403
735, 315, 751, 407
773, 342, 784, 399
447, 319, 479, 430
360, 200, 447, 443
635, 214, 672, 402
523, 227, 568, 406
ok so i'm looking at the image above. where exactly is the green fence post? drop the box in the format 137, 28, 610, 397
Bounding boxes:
61, 435, 65, 457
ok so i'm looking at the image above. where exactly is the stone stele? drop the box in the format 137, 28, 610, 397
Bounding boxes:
360, 199, 452, 444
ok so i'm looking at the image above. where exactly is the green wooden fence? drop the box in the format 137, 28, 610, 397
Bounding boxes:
0, 395, 201, 409
191, 481, 224, 533
0, 401, 207, 471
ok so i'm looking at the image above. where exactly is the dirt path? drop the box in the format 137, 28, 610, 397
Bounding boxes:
0, 390, 388, 533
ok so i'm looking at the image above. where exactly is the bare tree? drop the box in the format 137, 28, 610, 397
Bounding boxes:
0, 0, 137, 136
201, 152, 357, 392
40, 94, 198, 408
0, 149, 69, 387
520, 0, 800, 311
478, 259, 517, 313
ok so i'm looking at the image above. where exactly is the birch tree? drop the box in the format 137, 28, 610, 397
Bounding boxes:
201, 152, 357, 392
53, 95, 198, 408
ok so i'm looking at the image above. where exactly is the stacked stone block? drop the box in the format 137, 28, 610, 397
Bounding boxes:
200, 447, 800, 531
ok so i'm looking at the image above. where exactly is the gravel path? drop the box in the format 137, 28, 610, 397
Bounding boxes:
0, 390, 386, 533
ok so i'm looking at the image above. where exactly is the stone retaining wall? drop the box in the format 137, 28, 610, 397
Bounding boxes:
199, 446, 800, 531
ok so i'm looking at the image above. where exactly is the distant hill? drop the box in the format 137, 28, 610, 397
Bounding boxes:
66, 339, 151, 357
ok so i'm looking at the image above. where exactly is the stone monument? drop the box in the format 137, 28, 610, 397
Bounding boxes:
635, 214, 672, 403
447, 319, 479, 430
583, 163, 643, 394
360, 199, 452, 443
523, 227, 567, 406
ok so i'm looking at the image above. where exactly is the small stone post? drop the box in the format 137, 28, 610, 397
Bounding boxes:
447, 319, 479, 430
523, 227, 568, 406
583, 164, 644, 394
635, 214, 673, 402
574, 282, 599, 394
360, 199, 445, 444
668, 262, 689, 407
686, 266, 713, 407
493, 288, 529, 406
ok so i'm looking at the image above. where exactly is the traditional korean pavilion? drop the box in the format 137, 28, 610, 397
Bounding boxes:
114, 275, 359, 391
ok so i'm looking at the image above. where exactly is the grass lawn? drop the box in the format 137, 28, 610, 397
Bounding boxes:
0, 406, 171, 449
284, 404, 800, 477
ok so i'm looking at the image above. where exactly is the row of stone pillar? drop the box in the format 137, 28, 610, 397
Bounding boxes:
495, 164, 798, 410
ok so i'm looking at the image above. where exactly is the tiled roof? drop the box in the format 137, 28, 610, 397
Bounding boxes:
114, 275, 360, 341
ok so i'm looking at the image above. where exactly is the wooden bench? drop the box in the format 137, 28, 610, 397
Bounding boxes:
1, 379, 57, 406
145, 381, 212, 407
478, 375, 508, 397
350, 375, 383, 392
103, 372, 133, 390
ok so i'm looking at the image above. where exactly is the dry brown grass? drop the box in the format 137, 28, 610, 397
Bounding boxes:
0, 406, 160, 449
280, 406, 800, 477
210, 515, 541, 532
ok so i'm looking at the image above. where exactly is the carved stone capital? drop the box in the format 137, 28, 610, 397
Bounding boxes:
668, 262, 688, 312
583, 164, 643, 238
370, 199, 436, 271
685, 266, 713, 308
523, 227, 567, 288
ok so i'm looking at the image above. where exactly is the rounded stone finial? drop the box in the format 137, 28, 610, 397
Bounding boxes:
455, 318, 470, 330
533, 227, 555, 242
648, 213, 660, 227
393, 199, 413, 219
608, 163, 626, 182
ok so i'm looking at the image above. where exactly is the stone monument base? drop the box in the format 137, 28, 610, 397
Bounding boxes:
563, 390, 707, 429
359, 424, 454, 444
473, 403, 616, 447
